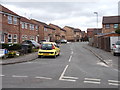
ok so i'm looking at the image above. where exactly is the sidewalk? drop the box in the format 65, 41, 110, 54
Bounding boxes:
83, 43, 119, 70
0, 52, 38, 65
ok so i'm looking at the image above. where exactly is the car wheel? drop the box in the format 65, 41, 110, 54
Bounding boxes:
38, 55, 42, 58
113, 52, 116, 56
53, 52, 57, 58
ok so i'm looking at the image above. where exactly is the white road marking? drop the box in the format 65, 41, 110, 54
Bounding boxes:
0, 75, 5, 77
109, 83, 120, 86
84, 78, 101, 84
108, 80, 120, 86
59, 65, 78, 82
63, 76, 78, 79
69, 56, 72, 62
59, 65, 69, 80
84, 78, 101, 81
108, 80, 120, 83
35, 76, 52, 80
12, 75, 28, 78
60, 78, 76, 82
84, 81, 101, 84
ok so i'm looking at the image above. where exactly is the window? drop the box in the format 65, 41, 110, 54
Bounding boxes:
13, 17, 17, 25
22, 22, 25, 29
32, 25, 34, 30
29, 24, 32, 30
0, 34, 5, 43
22, 35, 27, 41
13, 34, 17, 43
8, 15, 12, 24
25, 23, 28, 29
114, 24, 119, 29
8, 34, 12, 43
105, 24, 110, 28
36, 25, 38, 30
44, 28, 48, 31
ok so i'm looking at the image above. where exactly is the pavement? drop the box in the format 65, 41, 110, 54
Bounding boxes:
0, 42, 119, 70
0, 52, 38, 65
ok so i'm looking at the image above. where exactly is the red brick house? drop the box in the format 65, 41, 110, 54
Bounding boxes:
20, 17, 39, 43
49, 24, 62, 41
32, 20, 55, 42
63, 26, 82, 41
102, 16, 120, 33
0, 4, 21, 43
87, 28, 102, 38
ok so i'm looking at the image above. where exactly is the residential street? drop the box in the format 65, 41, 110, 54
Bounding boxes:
2, 42, 119, 88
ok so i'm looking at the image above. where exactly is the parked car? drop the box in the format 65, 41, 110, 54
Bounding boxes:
38, 42, 60, 58
60, 39, 67, 43
39, 40, 47, 44
112, 40, 120, 56
22, 40, 40, 48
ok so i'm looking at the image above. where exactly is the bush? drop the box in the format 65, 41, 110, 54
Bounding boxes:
115, 29, 120, 34
1, 44, 21, 51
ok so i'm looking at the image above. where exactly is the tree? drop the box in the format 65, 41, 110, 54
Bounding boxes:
115, 27, 120, 34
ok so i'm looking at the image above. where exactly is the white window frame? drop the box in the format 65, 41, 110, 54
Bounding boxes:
13, 17, 17, 25
8, 15, 12, 24
13, 34, 17, 43
8, 34, 12, 43
36, 25, 38, 30
25, 23, 28, 29
29, 24, 32, 30
105, 24, 110, 29
44, 28, 48, 31
32, 24, 34, 30
114, 24, 119, 29
0, 34, 5, 43
22, 22, 25, 29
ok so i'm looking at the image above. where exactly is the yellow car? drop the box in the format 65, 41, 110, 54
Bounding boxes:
38, 42, 60, 58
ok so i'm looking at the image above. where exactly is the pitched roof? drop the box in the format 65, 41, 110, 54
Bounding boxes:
0, 4, 19, 16
102, 16, 120, 24
31, 19, 55, 30
49, 23, 66, 31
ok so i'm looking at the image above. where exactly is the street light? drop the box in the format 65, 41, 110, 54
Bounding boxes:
94, 12, 99, 48
94, 12, 98, 35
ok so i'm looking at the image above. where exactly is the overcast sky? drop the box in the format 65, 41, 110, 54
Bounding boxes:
1, 0, 120, 31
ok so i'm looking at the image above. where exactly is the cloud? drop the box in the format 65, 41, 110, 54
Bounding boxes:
1, 0, 119, 31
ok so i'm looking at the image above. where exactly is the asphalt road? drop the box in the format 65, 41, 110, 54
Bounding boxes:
2, 42, 120, 88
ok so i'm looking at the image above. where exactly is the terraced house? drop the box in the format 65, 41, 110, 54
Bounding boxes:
64, 26, 82, 42
0, 4, 20, 43
49, 24, 66, 41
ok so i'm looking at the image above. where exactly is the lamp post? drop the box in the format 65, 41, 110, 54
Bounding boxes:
94, 12, 99, 47
94, 12, 98, 35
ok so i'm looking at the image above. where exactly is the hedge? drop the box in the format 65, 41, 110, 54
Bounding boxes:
1, 43, 22, 51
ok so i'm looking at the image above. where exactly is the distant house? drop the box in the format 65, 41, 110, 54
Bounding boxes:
102, 16, 120, 33
87, 28, 102, 38
31, 19, 55, 42
63, 26, 82, 42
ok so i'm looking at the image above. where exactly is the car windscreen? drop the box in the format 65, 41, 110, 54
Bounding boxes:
116, 41, 120, 45
41, 44, 53, 50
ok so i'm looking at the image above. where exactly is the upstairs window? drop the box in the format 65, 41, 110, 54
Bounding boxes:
22, 22, 25, 29
13, 17, 17, 25
105, 24, 110, 29
114, 24, 119, 29
8, 15, 12, 24
25, 23, 28, 29
36, 25, 38, 30
32, 25, 34, 30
